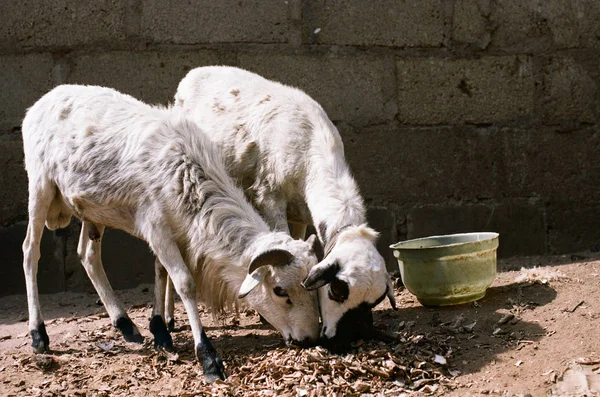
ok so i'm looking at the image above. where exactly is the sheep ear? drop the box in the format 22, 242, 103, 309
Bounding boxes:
386, 276, 397, 310
248, 249, 295, 274
306, 234, 324, 262
238, 267, 268, 299
302, 261, 339, 290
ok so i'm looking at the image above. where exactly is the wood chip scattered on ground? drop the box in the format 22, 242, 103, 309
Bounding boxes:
1, 319, 466, 397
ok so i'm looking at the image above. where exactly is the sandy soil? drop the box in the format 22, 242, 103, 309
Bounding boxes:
0, 252, 599, 396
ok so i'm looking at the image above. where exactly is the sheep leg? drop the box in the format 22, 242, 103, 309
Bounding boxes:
155, 261, 176, 333
23, 180, 54, 353
164, 276, 176, 331
149, 230, 226, 382
77, 221, 144, 343
289, 223, 308, 240
150, 258, 174, 349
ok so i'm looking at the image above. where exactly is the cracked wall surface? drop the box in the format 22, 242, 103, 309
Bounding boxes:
0, 0, 598, 295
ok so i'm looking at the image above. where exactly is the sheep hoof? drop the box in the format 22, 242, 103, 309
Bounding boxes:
30, 324, 50, 353
197, 330, 226, 382
149, 315, 173, 350
201, 354, 226, 383
115, 317, 144, 344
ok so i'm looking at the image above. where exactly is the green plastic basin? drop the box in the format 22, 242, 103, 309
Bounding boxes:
389, 232, 499, 306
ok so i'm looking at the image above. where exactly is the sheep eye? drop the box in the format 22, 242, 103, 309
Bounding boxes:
273, 286, 289, 297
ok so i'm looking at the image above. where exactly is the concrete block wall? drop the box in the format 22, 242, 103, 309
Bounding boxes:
1, 0, 598, 295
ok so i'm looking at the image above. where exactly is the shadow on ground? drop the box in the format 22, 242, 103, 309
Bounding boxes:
371, 281, 556, 377
498, 250, 600, 272
163, 279, 558, 380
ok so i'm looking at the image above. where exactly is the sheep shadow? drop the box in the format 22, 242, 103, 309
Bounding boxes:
372, 280, 557, 376
165, 280, 557, 376
170, 329, 286, 363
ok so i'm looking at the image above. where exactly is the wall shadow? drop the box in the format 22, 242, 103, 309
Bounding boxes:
0, 287, 156, 326
497, 251, 600, 272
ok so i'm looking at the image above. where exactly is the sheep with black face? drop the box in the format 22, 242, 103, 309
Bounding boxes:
174, 66, 397, 350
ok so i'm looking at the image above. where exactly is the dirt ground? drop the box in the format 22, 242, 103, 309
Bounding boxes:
1, 252, 599, 396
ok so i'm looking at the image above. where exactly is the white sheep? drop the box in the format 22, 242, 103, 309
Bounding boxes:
174, 66, 397, 350
21, 84, 320, 382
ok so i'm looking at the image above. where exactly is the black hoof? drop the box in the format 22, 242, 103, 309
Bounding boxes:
197, 330, 226, 383
115, 317, 144, 343
150, 315, 173, 350
31, 323, 50, 354
167, 318, 175, 332
203, 355, 226, 383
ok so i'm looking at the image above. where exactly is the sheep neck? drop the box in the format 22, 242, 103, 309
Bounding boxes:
155, 127, 272, 311
304, 122, 366, 244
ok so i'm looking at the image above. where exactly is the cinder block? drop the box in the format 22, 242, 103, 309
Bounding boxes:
500, 126, 600, 204
490, 202, 547, 257
0, 54, 54, 130
140, 0, 292, 44
0, 0, 127, 50
407, 204, 491, 239
547, 202, 600, 254
452, 0, 492, 49
238, 53, 396, 126
0, 133, 28, 226
407, 202, 546, 257
67, 50, 228, 106
344, 123, 600, 214
366, 207, 398, 273
396, 56, 535, 125
63, 222, 154, 293
488, 1, 600, 51
486, 1, 550, 52
541, 56, 599, 124
303, 0, 447, 47
541, 1, 600, 49
341, 123, 503, 206
0, 222, 66, 297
